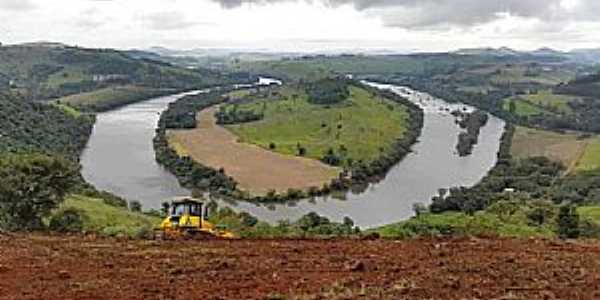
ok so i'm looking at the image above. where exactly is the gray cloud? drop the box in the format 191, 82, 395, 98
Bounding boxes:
0, 0, 36, 11
210, 0, 600, 28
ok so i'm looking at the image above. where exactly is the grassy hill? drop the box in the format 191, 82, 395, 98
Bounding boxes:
0, 43, 243, 110
57, 195, 160, 237
222, 84, 410, 166
231, 54, 523, 81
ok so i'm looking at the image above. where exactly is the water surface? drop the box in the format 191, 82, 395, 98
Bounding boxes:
81, 82, 504, 228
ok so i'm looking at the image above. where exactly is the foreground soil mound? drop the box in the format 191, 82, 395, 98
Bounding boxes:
1, 234, 600, 299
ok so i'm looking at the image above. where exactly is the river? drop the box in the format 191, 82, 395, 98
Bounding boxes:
81, 82, 505, 229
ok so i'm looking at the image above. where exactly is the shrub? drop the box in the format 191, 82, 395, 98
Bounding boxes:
49, 208, 87, 233
129, 200, 142, 212
557, 205, 580, 239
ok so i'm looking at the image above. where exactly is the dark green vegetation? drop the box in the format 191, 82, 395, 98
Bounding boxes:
0, 153, 79, 230
305, 77, 350, 105
0, 152, 157, 236
0, 91, 94, 160
215, 104, 264, 125
207, 204, 359, 238
454, 110, 489, 156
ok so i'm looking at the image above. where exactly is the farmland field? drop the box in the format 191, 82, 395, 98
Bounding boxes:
521, 90, 576, 113
575, 138, 600, 173
511, 126, 600, 173
168, 107, 340, 196
510, 126, 588, 171
224, 85, 410, 165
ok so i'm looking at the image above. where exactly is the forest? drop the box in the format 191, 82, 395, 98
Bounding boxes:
0, 92, 94, 160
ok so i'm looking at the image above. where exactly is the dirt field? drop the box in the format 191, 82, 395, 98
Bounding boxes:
168, 107, 340, 196
511, 126, 588, 172
2, 234, 600, 300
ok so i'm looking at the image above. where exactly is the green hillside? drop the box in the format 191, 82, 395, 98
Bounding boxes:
0, 43, 241, 107
224, 84, 410, 165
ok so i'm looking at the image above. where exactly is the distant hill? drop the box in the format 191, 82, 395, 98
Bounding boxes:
0, 44, 240, 101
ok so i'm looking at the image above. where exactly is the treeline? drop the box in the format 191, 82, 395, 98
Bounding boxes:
554, 73, 600, 99
305, 78, 350, 105
208, 206, 360, 238
430, 156, 564, 214
454, 110, 489, 156
215, 104, 264, 125
0, 92, 94, 160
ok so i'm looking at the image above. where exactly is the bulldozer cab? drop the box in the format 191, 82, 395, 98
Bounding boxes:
171, 200, 204, 218
168, 197, 206, 228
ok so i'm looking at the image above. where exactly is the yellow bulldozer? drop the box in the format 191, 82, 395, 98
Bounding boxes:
154, 197, 235, 240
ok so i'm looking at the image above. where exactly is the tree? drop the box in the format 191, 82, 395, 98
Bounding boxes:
557, 205, 580, 239
508, 100, 517, 114
0, 154, 79, 230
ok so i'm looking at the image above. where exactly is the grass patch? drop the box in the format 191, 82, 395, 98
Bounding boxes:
575, 138, 600, 173
374, 202, 556, 239
503, 98, 546, 117
52, 103, 82, 118
521, 90, 575, 113
54, 85, 177, 112
224, 85, 409, 165
579, 206, 600, 224
57, 195, 161, 237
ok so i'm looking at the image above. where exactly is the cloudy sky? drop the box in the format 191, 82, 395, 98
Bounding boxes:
1, 0, 600, 52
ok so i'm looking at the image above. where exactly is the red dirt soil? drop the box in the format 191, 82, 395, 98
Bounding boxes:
1, 234, 600, 299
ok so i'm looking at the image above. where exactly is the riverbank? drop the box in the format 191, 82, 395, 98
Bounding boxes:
80, 82, 504, 228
